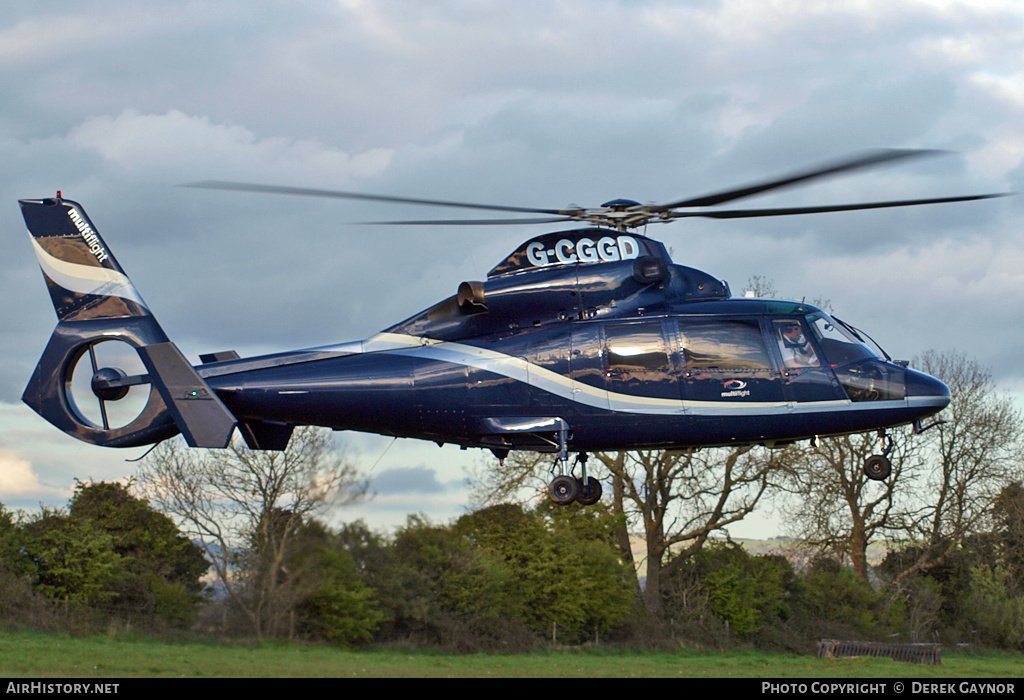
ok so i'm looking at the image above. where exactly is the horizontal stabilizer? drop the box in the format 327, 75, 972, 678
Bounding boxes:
200, 350, 240, 364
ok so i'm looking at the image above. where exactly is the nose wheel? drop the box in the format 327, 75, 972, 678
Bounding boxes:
863, 454, 891, 481
862, 430, 894, 481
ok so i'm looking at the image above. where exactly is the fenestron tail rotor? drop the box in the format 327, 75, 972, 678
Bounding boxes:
184, 149, 1008, 232
66, 339, 151, 431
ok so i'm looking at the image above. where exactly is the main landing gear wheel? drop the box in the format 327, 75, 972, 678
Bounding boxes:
548, 475, 579, 506
576, 476, 603, 506
66, 339, 150, 431
547, 450, 603, 506
863, 454, 892, 481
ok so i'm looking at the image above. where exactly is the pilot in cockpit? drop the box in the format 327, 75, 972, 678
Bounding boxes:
778, 322, 819, 368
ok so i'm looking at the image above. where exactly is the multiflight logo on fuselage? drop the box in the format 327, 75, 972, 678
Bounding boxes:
721, 379, 751, 398
526, 235, 640, 268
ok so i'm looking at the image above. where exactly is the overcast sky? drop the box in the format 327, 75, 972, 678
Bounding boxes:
1, 1, 1022, 536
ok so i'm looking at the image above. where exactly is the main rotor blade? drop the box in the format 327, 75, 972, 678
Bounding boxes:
182, 181, 569, 216
667, 193, 1008, 219
655, 149, 944, 210
363, 217, 577, 226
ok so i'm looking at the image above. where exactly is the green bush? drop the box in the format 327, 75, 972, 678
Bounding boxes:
966, 565, 1024, 650
665, 541, 794, 639
803, 556, 903, 639
296, 547, 384, 647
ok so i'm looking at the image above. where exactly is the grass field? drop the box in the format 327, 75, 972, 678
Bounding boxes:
0, 630, 1020, 678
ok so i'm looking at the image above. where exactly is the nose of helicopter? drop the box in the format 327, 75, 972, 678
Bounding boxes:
905, 367, 951, 414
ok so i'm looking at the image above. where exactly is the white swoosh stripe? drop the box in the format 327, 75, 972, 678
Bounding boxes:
360, 332, 863, 417
30, 236, 148, 309
305, 332, 938, 417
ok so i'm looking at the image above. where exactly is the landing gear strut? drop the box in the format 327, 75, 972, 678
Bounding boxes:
575, 453, 603, 506
862, 429, 894, 481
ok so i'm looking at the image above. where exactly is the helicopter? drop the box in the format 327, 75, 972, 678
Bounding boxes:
19, 149, 999, 506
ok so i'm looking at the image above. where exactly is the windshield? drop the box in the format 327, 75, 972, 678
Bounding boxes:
804, 312, 882, 367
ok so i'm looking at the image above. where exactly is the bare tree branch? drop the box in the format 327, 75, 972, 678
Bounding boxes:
136, 426, 367, 638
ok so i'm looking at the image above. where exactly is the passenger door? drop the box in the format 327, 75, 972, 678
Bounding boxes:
601, 319, 682, 409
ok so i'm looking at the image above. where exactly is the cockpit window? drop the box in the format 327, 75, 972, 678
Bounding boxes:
804, 312, 881, 366
774, 319, 820, 368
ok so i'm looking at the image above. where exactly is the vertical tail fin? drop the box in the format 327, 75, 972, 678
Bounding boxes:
21, 196, 151, 322
20, 196, 236, 448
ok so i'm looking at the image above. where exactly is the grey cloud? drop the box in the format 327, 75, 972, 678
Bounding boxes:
372, 466, 459, 496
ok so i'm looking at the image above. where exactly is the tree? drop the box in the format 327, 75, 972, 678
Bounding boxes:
742, 275, 778, 300
0, 504, 54, 629
68, 481, 209, 628
990, 481, 1024, 594
331, 519, 423, 641
22, 509, 124, 611
456, 502, 636, 643
0, 486, 208, 631
801, 555, 904, 639
0, 504, 32, 580
667, 541, 793, 637
136, 426, 368, 639
333, 505, 635, 649
782, 428, 922, 579
287, 519, 384, 647
475, 446, 793, 627
596, 447, 790, 623
964, 564, 1024, 649
381, 513, 524, 649
783, 352, 1023, 584
891, 351, 1023, 585
878, 481, 1024, 644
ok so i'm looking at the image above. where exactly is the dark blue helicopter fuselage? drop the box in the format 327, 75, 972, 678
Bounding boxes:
194, 230, 949, 455
200, 314, 948, 454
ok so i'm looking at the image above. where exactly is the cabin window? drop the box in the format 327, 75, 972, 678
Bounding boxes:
604, 322, 670, 372
678, 319, 771, 370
